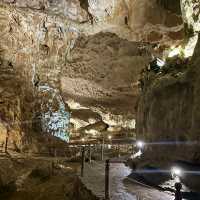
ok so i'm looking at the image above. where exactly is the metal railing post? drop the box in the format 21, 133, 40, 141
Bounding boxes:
81, 146, 85, 177
118, 144, 120, 158
101, 137, 104, 161
105, 159, 110, 200
89, 144, 92, 163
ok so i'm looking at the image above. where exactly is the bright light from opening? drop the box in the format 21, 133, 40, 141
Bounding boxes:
171, 167, 182, 177
81, 138, 85, 142
108, 135, 112, 140
108, 144, 112, 149
136, 141, 144, 149
168, 46, 182, 58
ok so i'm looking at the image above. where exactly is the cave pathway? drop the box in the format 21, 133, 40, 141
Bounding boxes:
81, 161, 174, 200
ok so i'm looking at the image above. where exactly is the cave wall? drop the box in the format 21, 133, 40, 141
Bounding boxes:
137, 79, 194, 141
0, 3, 74, 150
2, 0, 185, 44
0, 0, 193, 152
0, 2, 148, 150
136, 0, 200, 164
2, 0, 88, 22
157, 0, 181, 15
121, 0, 183, 43
0, 59, 23, 149
136, 38, 200, 164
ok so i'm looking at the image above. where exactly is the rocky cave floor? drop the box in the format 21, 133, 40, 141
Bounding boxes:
0, 151, 82, 200
1, 148, 200, 200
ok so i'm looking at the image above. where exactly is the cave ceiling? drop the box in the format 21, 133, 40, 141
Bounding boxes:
0, 0, 186, 143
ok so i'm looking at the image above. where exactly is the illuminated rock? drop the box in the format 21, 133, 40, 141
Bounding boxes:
181, 0, 200, 57
0, 0, 192, 152
38, 85, 70, 141
136, 0, 200, 164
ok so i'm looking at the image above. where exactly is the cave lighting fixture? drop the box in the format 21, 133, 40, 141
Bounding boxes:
156, 58, 165, 67
136, 141, 145, 149
171, 167, 182, 178
108, 135, 112, 140
133, 149, 143, 158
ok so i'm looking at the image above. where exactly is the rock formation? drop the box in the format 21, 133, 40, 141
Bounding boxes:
136, 0, 200, 165
0, 0, 189, 154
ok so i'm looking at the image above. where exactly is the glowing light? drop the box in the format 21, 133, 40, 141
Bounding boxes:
58, 164, 72, 170
136, 141, 144, 149
85, 129, 98, 136
156, 58, 165, 67
108, 135, 112, 140
108, 144, 112, 149
132, 149, 142, 158
88, 118, 96, 124
81, 138, 85, 142
168, 46, 182, 58
171, 167, 182, 177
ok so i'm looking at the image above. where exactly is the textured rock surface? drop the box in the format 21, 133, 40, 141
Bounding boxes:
121, 0, 183, 43
157, 0, 181, 14
0, 157, 99, 200
136, 0, 200, 164
2, 0, 88, 22
61, 32, 150, 128
0, 0, 186, 152
0, 2, 144, 148
1, 0, 184, 43
0, 3, 74, 150
62, 35, 148, 138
